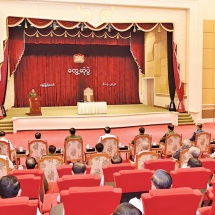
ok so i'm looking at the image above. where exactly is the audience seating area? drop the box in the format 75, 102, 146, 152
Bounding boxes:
2, 130, 215, 215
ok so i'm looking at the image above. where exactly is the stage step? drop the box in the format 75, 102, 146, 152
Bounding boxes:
178, 113, 195, 126
0, 120, 13, 133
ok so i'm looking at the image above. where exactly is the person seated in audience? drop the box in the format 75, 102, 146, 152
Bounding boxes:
129, 169, 172, 213
159, 124, 176, 151
131, 127, 148, 145
0, 147, 14, 170
113, 202, 142, 215
48, 145, 56, 156
189, 123, 205, 142
173, 139, 192, 160
0, 175, 41, 215
97, 126, 116, 143
111, 154, 123, 164
25, 157, 49, 193
187, 157, 202, 168
65, 127, 82, 141
35, 132, 41, 139
95, 142, 104, 153
182, 146, 201, 168
71, 161, 86, 174
0, 130, 16, 150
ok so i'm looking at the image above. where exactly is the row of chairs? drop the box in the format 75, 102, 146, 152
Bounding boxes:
4, 164, 214, 215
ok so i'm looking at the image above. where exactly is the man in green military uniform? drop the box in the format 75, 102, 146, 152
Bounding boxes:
29, 88, 37, 97
65, 127, 82, 141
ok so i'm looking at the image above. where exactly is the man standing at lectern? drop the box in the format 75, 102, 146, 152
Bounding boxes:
29, 88, 37, 98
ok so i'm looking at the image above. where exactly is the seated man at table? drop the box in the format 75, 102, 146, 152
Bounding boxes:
65, 127, 82, 141
0, 147, 14, 170
0, 130, 16, 150
189, 123, 205, 142
95, 143, 104, 153
130, 127, 148, 145
48, 145, 56, 156
98, 126, 116, 143
35, 132, 41, 139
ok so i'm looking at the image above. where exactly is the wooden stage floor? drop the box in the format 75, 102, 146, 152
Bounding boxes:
3, 104, 168, 120
2, 104, 178, 133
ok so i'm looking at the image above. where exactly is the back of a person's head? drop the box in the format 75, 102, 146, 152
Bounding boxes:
113, 202, 142, 215
151, 169, 172, 189
35, 132, 41, 139
182, 139, 191, 148
0, 130, 5, 137
95, 143, 104, 152
197, 123, 202, 129
111, 155, 123, 164
72, 161, 86, 174
142, 141, 149, 150
187, 158, 202, 168
49, 145, 56, 154
25, 157, 37, 169
189, 146, 201, 158
104, 126, 111, 134
168, 124, 174, 131
0, 175, 20, 198
139, 127, 145, 134
69, 127, 76, 135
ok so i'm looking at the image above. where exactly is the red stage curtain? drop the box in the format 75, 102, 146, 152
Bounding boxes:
130, 32, 144, 73
7, 17, 24, 27
172, 41, 185, 112
0, 40, 8, 108
27, 18, 53, 28
9, 27, 25, 75
14, 44, 140, 107
24, 28, 130, 46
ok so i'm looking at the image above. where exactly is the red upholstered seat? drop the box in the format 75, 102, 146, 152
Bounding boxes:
141, 187, 202, 215
171, 167, 211, 207
0, 197, 38, 215
144, 158, 176, 172
102, 163, 135, 185
61, 186, 122, 215
57, 165, 91, 178
57, 174, 101, 192
114, 169, 154, 202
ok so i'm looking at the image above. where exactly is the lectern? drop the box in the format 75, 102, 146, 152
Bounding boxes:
27, 97, 42, 116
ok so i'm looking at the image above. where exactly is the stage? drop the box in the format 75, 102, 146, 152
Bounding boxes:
2, 104, 178, 133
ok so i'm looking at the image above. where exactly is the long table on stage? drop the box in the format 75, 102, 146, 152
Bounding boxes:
77, 102, 107, 114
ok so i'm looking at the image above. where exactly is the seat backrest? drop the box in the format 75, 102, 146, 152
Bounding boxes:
64, 138, 84, 163
135, 151, 159, 169
28, 139, 48, 161
88, 153, 111, 176
0, 197, 38, 215
195, 132, 211, 153
57, 165, 91, 177
200, 158, 215, 174
61, 186, 122, 215
103, 163, 135, 183
171, 167, 211, 189
10, 169, 45, 196
0, 157, 9, 178
141, 187, 202, 215
133, 135, 152, 155
38, 156, 63, 182
164, 133, 182, 158
57, 174, 101, 192
16, 174, 41, 199
171, 167, 211, 207
0, 140, 11, 159
144, 159, 176, 172
114, 169, 154, 193
178, 148, 192, 168
101, 137, 119, 157
84, 87, 94, 102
